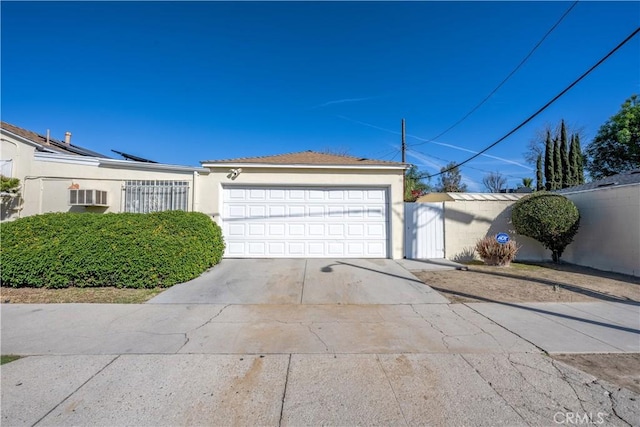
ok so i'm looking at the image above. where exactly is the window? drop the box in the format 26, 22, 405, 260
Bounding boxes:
123, 180, 189, 213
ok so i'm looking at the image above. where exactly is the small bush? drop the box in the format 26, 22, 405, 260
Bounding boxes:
511, 192, 580, 262
475, 236, 519, 266
0, 211, 225, 288
0, 175, 20, 193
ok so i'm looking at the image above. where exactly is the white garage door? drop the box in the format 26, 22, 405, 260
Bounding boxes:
222, 186, 389, 258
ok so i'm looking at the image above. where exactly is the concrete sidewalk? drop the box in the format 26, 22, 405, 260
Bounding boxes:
2, 301, 639, 426
469, 301, 640, 353
0, 303, 536, 355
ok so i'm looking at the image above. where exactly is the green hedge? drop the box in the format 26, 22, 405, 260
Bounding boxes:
1, 211, 225, 288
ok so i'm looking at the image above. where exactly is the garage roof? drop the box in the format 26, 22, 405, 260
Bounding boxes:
202, 150, 406, 168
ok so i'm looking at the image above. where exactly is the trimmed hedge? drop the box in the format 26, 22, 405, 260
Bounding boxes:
511, 192, 580, 263
1, 211, 225, 288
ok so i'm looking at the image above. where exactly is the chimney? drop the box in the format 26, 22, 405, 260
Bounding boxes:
46, 129, 50, 145
64, 131, 71, 145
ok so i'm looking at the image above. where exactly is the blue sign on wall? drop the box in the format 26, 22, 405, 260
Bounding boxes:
496, 233, 510, 244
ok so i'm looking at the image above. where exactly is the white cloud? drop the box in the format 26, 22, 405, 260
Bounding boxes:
311, 97, 376, 109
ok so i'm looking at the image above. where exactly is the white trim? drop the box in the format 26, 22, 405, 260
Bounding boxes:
99, 158, 208, 173
202, 162, 406, 170
34, 152, 100, 166
33, 152, 208, 173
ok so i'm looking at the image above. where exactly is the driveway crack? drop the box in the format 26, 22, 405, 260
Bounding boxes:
177, 305, 230, 353
410, 305, 451, 350
299, 260, 308, 304
306, 323, 329, 352
459, 354, 528, 424
193, 304, 231, 331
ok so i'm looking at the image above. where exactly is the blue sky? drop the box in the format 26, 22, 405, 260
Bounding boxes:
2, 1, 639, 191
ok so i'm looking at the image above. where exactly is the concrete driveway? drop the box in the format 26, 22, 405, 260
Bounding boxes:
148, 258, 449, 304
2, 258, 639, 426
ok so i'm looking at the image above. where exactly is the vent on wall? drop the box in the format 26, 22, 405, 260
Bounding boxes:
69, 189, 108, 207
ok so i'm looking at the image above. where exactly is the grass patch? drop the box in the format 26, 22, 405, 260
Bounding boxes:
0, 287, 163, 304
1, 355, 21, 365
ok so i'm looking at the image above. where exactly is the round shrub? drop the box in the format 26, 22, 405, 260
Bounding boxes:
0, 211, 225, 288
511, 192, 580, 262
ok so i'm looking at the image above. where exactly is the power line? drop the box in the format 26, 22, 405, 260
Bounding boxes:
423, 26, 640, 180
413, 0, 579, 147
407, 148, 528, 181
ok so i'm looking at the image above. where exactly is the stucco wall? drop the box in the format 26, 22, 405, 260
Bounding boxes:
443, 200, 547, 262
202, 166, 405, 259
1, 133, 206, 220
562, 185, 640, 276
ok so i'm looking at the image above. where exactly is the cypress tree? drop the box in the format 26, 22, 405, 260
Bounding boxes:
553, 136, 562, 190
568, 134, 576, 186
575, 134, 585, 184
544, 130, 554, 190
560, 120, 570, 188
536, 154, 544, 191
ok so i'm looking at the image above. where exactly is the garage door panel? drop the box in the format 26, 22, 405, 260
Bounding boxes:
268, 223, 285, 236
308, 224, 325, 236
248, 223, 266, 237
288, 241, 305, 256
347, 223, 364, 237
227, 205, 246, 218
267, 241, 286, 255
309, 206, 324, 217
288, 224, 305, 236
269, 189, 286, 199
328, 224, 344, 237
367, 223, 385, 237
347, 207, 365, 218
222, 187, 388, 258
227, 223, 245, 236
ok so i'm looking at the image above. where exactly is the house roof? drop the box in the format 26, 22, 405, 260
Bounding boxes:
1, 121, 110, 158
202, 150, 406, 168
417, 192, 528, 202
558, 169, 640, 193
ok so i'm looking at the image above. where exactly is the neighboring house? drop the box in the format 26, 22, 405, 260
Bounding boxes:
559, 170, 640, 276
1, 122, 408, 260
1, 122, 209, 221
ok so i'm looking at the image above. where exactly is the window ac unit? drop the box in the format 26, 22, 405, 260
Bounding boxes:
69, 189, 108, 207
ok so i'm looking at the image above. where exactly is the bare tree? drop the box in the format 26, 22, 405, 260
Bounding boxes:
482, 171, 507, 193
437, 162, 467, 192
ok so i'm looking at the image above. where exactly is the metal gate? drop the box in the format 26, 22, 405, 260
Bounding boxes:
405, 202, 445, 259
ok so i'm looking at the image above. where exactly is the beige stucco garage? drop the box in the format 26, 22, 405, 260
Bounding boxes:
200, 151, 407, 259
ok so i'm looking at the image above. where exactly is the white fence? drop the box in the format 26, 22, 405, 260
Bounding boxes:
405, 202, 444, 259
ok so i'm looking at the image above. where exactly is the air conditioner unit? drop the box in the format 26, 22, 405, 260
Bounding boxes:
69, 189, 108, 207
